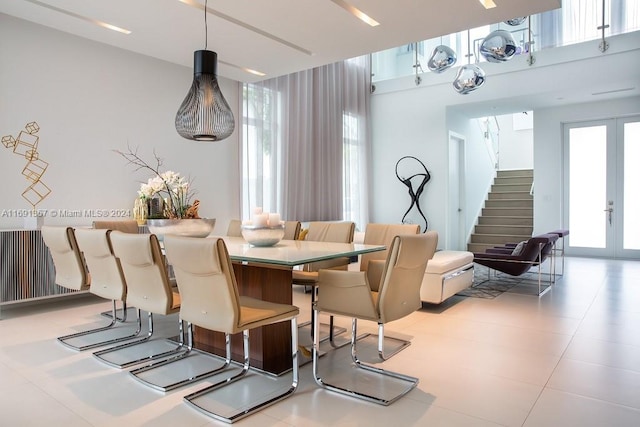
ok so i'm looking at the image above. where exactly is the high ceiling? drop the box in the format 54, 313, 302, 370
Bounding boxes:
0, 0, 561, 82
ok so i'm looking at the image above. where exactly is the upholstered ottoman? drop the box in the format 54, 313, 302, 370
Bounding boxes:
420, 250, 474, 304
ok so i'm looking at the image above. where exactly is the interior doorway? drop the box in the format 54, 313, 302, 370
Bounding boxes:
448, 132, 466, 250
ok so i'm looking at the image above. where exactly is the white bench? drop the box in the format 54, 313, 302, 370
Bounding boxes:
420, 250, 474, 304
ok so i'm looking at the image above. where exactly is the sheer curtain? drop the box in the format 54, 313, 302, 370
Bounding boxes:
241, 55, 370, 230
535, 0, 639, 49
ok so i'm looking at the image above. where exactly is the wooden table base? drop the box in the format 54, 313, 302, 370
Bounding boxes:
193, 262, 294, 375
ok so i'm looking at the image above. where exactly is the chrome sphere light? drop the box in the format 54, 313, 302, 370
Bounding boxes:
452, 64, 486, 95
505, 17, 527, 26
480, 30, 517, 63
427, 45, 457, 73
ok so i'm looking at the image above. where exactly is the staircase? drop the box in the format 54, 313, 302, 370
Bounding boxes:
467, 169, 533, 253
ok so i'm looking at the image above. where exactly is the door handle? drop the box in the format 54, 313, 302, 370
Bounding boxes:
603, 207, 613, 225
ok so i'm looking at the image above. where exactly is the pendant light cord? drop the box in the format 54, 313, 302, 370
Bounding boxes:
204, 0, 208, 50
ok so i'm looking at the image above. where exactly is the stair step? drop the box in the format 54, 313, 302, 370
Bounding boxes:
485, 199, 533, 208
497, 169, 533, 178
474, 225, 533, 235
470, 233, 532, 244
488, 191, 532, 200
495, 176, 533, 185
482, 207, 533, 217
491, 183, 532, 193
478, 216, 533, 226
467, 243, 501, 253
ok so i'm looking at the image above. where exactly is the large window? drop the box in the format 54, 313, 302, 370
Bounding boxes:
241, 56, 371, 230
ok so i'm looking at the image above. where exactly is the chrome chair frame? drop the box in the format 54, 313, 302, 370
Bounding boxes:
183, 317, 299, 423
128, 320, 232, 392
312, 314, 417, 406
45, 227, 140, 351
311, 233, 437, 405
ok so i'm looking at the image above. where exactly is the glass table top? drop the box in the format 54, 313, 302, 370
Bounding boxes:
220, 236, 385, 267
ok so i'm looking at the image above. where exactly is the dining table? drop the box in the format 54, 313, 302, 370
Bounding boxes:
192, 236, 386, 375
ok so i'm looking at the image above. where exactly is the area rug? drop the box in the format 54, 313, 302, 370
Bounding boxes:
455, 267, 522, 299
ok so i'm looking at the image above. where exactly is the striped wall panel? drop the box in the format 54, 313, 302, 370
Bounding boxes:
0, 230, 79, 303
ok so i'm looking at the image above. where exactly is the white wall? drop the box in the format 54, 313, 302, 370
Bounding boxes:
0, 14, 240, 233
369, 86, 448, 240
534, 96, 640, 235
496, 112, 534, 170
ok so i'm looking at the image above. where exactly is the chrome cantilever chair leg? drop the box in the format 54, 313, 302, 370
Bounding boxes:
376, 323, 411, 360
93, 311, 188, 368
184, 317, 299, 423
128, 321, 232, 392
312, 312, 418, 406
57, 300, 143, 351
100, 302, 129, 322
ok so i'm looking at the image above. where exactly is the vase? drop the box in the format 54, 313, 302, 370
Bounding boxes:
241, 223, 285, 247
133, 198, 148, 226
147, 197, 165, 218
146, 218, 216, 239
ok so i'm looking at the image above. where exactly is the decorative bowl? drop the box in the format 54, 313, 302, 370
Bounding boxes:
147, 218, 216, 239
241, 224, 285, 247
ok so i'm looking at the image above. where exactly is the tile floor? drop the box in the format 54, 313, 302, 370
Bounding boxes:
1, 257, 639, 426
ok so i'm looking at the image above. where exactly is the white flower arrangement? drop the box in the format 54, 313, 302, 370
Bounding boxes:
115, 146, 198, 219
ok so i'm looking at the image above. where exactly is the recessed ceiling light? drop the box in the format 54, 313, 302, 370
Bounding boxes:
592, 87, 635, 96
23, 0, 131, 34
244, 68, 267, 77
219, 60, 266, 77
330, 0, 380, 27
178, 0, 313, 56
478, 0, 497, 9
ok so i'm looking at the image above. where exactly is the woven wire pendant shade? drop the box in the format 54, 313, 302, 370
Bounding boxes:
175, 50, 235, 141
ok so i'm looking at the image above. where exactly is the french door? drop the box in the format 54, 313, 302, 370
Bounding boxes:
563, 116, 640, 259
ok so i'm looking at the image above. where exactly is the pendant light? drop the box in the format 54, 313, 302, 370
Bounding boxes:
175, 0, 235, 141
453, 30, 485, 95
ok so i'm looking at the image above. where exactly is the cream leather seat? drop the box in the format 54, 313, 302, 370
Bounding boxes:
93, 220, 139, 234
283, 220, 301, 240
164, 236, 300, 423
292, 221, 355, 287
43, 226, 134, 351
359, 223, 421, 288
349, 223, 421, 357
226, 219, 242, 237
312, 232, 438, 405
92, 220, 140, 321
292, 221, 355, 341
92, 232, 187, 370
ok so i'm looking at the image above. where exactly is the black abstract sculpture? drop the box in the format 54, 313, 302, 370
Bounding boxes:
395, 156, 431, 233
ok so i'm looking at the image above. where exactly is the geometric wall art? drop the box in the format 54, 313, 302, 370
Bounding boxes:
2, 121, 52, 208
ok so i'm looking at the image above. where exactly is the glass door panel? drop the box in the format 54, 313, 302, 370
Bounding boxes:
620, 119, 640, 256
568, 126, 607, 249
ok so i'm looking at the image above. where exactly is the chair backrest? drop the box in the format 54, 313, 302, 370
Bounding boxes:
109, 232, 175, 315
474, 234, 556, 277
226, 219, 243, 237
93, 220, 139, 234
538, 233, 559, 261
377, 231, 438, 323
305, 221, 355, 243
41, 226, 89, 291
164, 236, 241, 334
360, 223, 421, 272
283, 220, 301, 240
518, 235, 556, 262
74, 228, 126, 302
302, 221, 355, 271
